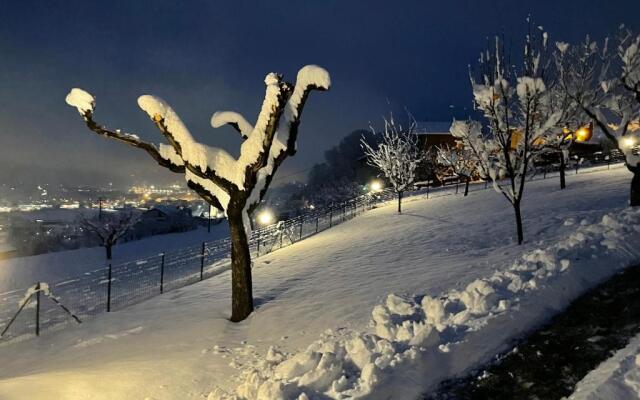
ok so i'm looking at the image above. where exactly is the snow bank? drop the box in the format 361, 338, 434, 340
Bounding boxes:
569, 333, 640, 399
211, 208, 640, 400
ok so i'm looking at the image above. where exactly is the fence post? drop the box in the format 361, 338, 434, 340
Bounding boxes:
107, 263, 112, 312
329, 210, 333, 227
257, 236, 261, 257
160, 253, 165, 294
279, 228, 283, 248
35, 282, 40, 336
315, 216, 319, 233
200, 242, 205, 281
608, 157, 611, 169
576, 162, 579, 174
299, 219, 304, 240
342, 204, 346, 221
455, 181, 459, 195
427, 183, 430, 199
485, 180, 488, 189
543, 167, 547, 179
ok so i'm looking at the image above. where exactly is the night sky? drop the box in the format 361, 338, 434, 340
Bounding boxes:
1, 0, 639, 188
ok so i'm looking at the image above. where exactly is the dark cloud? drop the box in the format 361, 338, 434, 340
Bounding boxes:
0, 0, 638, 187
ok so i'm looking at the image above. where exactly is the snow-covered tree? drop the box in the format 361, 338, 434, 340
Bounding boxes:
81, 211, 140, 260
362, 116, 422, 213
455, 26, 566, 245
555, 29, 640, 205
436, 144, 477, 196
66, 65, 330, 322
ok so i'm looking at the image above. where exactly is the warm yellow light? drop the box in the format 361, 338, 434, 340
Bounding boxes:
370, 180, 383, 192
257, 210, 275, 226
623, 137, 636, 148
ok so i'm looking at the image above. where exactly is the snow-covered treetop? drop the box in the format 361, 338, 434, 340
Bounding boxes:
362, 115, 422, 193
554, 29, 640, 168
65, 88, 95, 114
66, 65, 330, 233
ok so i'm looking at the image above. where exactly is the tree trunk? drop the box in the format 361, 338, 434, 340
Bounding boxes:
630, 165, 640, 207
106, 243, 112, 260
559, 151, 566, 190
514, 201, 524, 245
227, 211, 254, 322
397, 191, 403, 214
464, 178, 470, 196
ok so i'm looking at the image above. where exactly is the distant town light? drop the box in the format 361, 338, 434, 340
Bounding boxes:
370, 180, 383, 193
257, 210, 275, 226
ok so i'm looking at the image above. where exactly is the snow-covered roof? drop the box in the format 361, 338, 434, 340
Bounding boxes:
147, 205, 184, 217
414, 121, 452, 135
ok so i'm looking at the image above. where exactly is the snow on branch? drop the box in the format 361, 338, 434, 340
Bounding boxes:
211, 111, 254, 139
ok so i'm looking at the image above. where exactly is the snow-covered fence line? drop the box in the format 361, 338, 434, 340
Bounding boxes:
0, 159, 625, 344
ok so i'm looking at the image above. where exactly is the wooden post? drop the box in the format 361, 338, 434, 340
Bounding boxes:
160, 253, 165, 294
455, 181, 459, 194
35, 282, 41, 336
315, 216, 319, 233
329, 210, 333, 227
543, 167, 547, 179
200, 242, 205, 281
279, 228, 283, 248
107, 263, 112, 312
257, 236, 261, 257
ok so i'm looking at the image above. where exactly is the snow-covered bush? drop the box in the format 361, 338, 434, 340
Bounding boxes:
66, 65, 331, 321
362, 116, 422, 213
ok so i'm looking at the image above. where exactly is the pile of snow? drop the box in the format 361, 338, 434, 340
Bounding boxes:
211, 208, 640, 399
569, 333, 640, 399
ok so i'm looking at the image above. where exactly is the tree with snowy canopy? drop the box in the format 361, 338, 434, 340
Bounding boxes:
362, 115, 422, 213
453, 25, 568, 245
555, 28, 640, 206
66, 65, 330, 322
436, 143, 477, 196
81, 211, 140, 261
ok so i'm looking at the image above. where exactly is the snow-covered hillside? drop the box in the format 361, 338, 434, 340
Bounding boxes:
0, 167, 637, 400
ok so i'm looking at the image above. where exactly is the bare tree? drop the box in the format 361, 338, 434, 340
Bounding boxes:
454, 26, 566, 245
436, 144, 477, 196
555, 30, 640, 205
81, 211, 140, 260
362, 116, 422, 213
66, 65, 330, 322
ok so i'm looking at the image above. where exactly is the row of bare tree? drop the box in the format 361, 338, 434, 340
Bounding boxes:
363, 24, 640, 247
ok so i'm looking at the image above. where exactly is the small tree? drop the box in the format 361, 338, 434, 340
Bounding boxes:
436, 144, 477, 196
455, 26, 566, 245
82, 211, 140, 260
66, 65, 330, 322
362, 116, 422, 213
555, 30, 640, 205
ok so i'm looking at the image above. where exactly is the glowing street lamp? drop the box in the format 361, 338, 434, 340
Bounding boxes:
370, 180, 383, 193
257, 209, 275, 226
623, 136, 636, 148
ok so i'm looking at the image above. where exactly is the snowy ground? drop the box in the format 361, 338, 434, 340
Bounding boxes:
568, 333, 640, 399
0, 167, 637, 400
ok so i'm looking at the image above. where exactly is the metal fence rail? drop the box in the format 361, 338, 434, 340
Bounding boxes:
0, 156, 627, 344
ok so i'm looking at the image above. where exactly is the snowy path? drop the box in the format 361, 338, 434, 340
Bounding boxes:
0, 167, 634, 400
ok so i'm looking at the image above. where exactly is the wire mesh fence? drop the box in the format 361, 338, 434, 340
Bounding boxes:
0, 155, 627, 344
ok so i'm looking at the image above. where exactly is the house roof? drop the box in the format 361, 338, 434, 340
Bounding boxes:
413, 121, 452, 135
147, 205, 183, 217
